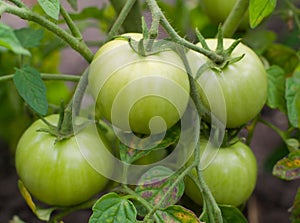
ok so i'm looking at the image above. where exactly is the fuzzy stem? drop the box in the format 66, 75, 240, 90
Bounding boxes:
7, 0, 26, 8
0, 73, 80, 83
60, 4, 83, 40
1, 2, 93, 62
222, 0, 249, 37
110, 0, 142, 33
145, 0, 225, 64
107, 0, 138, 40
178, 48, 223, 223
121, 185, 153, 212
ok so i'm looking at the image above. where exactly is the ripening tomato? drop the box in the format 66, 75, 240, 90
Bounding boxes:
184, 138, 257, 206
15, 115, 114, 206
187, 38, 268, 128
88, 33, 190, 135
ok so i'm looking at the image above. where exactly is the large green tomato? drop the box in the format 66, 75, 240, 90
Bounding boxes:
187, 39, 267, 128
201, 0, 249, 29
184, 139, 257, 206
88, 33, 190, 135
15, 115, 114, 206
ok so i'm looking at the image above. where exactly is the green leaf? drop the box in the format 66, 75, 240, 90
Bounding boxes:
266, 65, 287, 113
290, 187, 300, 223
273, 149, 300, 180
37, 0, 60, 20
135, 166, 184, 208
264, 44, 299, 74
15, 28, 44, 49
119, 124, 180, 164
285, 72, 300, 128
0, 23, 30, 56
249, 0, 277, 28
155, 205, 201, 223
18, 180, 56, 221
89, 192, 137, 223
201, 205, 247, 223
13, 65, 48, 116
285, 138, 300, 151
67, 0, 77, 11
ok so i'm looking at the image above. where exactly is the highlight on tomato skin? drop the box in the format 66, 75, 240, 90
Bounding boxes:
184, 138, 258, 207
88, 33, 190, 135
15, 115, 114, 207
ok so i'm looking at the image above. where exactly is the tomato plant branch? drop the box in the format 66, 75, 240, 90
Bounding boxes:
222, 0, 249, 37
246, 117, 259, 145
50, 198, 97, 223
177, 47, 223, 222
142, 163, 197, 222
0, 73, 80, 83
0, 2, 94, 63
60, 4, 83, 40
7, 0, 26, 8
121, 184, 153, 212
110, 0, 142, 33
107, 0, 138, 40
258, 117, 289, 145
145, 0, 225, 65
53, 69, 89, 140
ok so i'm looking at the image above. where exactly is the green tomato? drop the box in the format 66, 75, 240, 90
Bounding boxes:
15, 115, 114, 206
187, 39, 267, 128
184, 139, 257, 206
201, 0, 249, 29
88, 33, 190, 135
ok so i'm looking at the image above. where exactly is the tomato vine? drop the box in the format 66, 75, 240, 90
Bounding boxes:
0, 0, 299, 223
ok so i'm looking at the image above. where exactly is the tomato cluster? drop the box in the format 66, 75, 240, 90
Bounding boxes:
15, 33, 267, 207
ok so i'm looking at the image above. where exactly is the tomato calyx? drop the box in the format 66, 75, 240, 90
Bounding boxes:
194, 28, 245, 79
116, 34, 177, 57
37, 103, 92, 142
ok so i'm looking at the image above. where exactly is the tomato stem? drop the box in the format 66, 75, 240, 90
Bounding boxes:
107, 0, 139, 40
59, 3, 83, 40
49, 198, 98, 223
0, 73, 80, 83
110, 0, 142, 33
145, 0, 225, 65
0, 1, 94, 63
7, 0, 25, 8
222, 0, 249, 37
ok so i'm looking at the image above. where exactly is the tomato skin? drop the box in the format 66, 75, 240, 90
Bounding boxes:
15, 115, 113, 206
184, 139, 257, 206
187, 39, 267, 128
88, 33, 190, 135
201, 0, 249, 29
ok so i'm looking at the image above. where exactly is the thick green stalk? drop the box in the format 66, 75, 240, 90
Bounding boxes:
60, 4, 83, 40
222, 0, 249, 37
110, 0, 142, 33
7, 0, 26, 8
0, 73, 80, 83
178, 49, 223, 223
107, 0, 138, 39
1, 2, 94, 62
